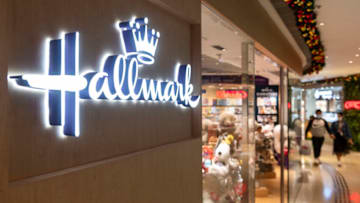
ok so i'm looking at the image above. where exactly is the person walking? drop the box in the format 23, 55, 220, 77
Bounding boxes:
331, 112, 353, 167
305, 109, 332, 165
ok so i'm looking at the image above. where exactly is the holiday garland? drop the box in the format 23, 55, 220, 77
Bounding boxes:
302, 73, 360, 86
284, 0, 325, 75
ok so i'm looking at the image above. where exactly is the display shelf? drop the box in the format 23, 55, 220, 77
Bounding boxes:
256, 171, 276, 179
255, 186, 269, 197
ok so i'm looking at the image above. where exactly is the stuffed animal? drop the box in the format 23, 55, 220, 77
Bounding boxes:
219, 112, 237, 135
209, 141, 231, 177
218, 112, 242, 150
202, 118, 219, 146
273, 125, 288, 154
273, 125, 289, 168
202, 118, 219, 145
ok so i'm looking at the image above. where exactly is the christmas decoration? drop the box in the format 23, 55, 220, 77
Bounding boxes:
302, 73, 360, 86
284, 0, 326, 75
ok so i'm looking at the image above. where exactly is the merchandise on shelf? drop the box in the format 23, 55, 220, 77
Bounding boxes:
202, 111, 245, 202
202, 84, 247, 202
255, 125, 274, 173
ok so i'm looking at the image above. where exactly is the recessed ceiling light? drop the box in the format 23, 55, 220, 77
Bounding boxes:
358, 48, 360, 50
356, 54, 359, 57
319, 22, 325, 26
349, 60, 353, 64
212, 45, 226, 51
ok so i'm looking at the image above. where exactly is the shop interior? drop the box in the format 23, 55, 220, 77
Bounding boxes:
201, 4, 299, 203
305, 86, 343, 122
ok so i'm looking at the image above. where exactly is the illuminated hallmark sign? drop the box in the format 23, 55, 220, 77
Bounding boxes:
9, 17, 200, 137
344, 100, 360, 110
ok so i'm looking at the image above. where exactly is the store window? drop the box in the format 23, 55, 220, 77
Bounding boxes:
287, 71, 304, 203
201, 4, 301, 203
201, 4, 256, 202
305, 85, 343, 122
253, 51, 286, 202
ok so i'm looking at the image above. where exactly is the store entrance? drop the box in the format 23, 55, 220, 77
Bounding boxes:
200, 3, 299, 203
201, 4, 255, 203
253, 51, 284, 202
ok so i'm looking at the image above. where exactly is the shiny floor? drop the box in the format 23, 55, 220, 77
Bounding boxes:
294, 142, 360, 203
256, 139, 360, 203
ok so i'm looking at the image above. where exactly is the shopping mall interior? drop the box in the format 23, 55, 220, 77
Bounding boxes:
2, 0, 360, 203
201, 1, 360, 203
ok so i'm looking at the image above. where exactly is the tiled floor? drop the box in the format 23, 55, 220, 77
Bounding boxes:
256, 139, 360, 203
294, 141, 360, 203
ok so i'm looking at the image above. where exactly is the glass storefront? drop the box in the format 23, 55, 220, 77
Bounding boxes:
253, 51, 283, 202
201, 4, 255, 202
201, 3, 304, 203
287, 72, 304, 203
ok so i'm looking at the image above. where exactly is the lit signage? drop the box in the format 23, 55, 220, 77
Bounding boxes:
314, 90, 333, 100
9, 17, 200, 137
216, 90, 248, 99
344, 100, 360, 110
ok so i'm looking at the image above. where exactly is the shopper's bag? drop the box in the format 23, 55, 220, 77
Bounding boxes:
306, 131, 312, 140
300, 142, 311, 155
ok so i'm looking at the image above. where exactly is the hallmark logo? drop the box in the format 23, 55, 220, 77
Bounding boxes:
9, 17, 200, 137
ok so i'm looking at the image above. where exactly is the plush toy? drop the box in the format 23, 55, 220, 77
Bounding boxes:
273, 125, 289, 168
204, 132, 245, 202
203, 112, 245, 202
204, 145, 232, 202
218, 112, 242, 150
219, 112, 237, 135
262, 119, 275, 138
273, 125, 288, 154
202, 118, 219, 146
255, 125, 274, 173
209, 140, 231, 177
202, 145, 214, 173
208, 136, 218, 148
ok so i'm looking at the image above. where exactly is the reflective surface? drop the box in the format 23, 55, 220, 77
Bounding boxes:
293, 141, 360, 203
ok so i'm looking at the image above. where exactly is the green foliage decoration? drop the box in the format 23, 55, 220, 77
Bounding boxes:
344, 78, 360, 151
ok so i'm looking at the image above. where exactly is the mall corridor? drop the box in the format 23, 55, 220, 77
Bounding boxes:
2, 0, 360, 203
294, 141, 360, 203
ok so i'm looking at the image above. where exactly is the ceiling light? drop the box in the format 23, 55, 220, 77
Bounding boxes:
319, 22, 325, 26
349, 60, 353, 64
212, 45, 226, 51
356, 54, 359, 57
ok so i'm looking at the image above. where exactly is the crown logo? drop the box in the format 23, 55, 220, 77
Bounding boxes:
119, 17, 160, 65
